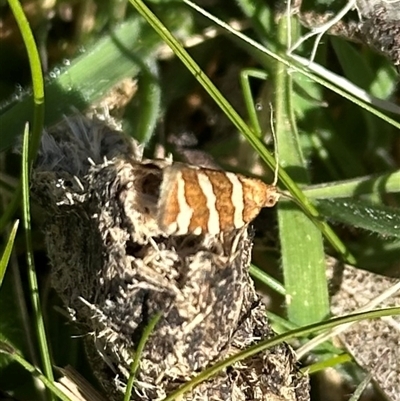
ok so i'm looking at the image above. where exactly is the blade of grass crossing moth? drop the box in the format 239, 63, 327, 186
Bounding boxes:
273, 13, 329, 325
22, 124, 55, 400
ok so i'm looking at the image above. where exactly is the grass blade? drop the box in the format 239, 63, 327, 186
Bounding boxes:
162, 307, 400, 401
124, 312, 162, 401
267, 4, 328, 324
0, 342, 73, 401
7, 0, 45, 159
302, 171, 400, 199
0, 220, 19, 287
21, 123, 55, 399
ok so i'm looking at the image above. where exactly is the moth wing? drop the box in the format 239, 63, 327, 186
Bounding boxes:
157, 164, 203, 235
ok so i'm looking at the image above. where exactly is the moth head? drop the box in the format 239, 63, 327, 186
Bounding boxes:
262, 185, 280, 208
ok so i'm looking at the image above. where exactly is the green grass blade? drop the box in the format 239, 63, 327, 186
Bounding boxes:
0, 220, 19, 287
348, 373, 373, 401
0, 342, 73, 401
305, 354, 352, 375
240, 68, 268, 136
21, 123, 55, 399
129, 58, 162, 144
7, 0, 45, 159
249, 264, 286, 296
124, 312, 162, 401
272, 11, 329, 325
162, 307, 400, 401
302, 171, 400, 199
1, 0, 45, 240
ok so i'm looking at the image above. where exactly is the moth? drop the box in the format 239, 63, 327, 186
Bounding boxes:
135, 161, 280, 236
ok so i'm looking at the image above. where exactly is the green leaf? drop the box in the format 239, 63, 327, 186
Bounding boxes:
318, 199, 400, 238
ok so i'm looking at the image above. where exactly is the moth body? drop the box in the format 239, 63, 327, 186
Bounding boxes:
156, 163, 279, 235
